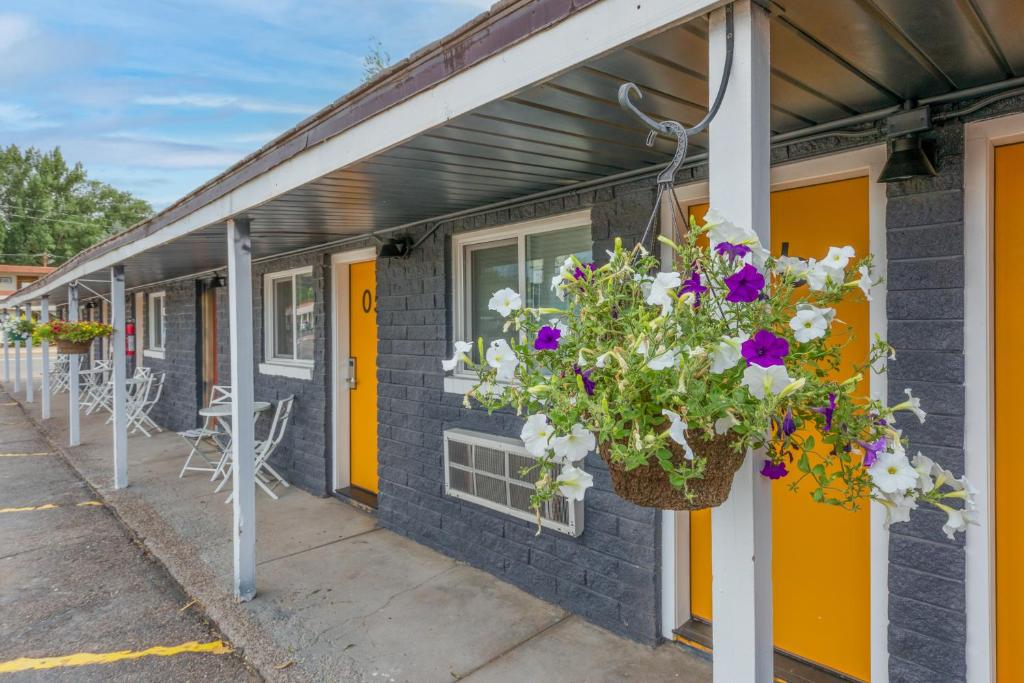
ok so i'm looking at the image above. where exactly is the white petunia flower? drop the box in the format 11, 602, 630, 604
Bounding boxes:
521, 414, 554, 457
595, 352, 613, 368
550, 424, 596, 464
857, 264, 874, 302
805, 259, 844, 291
710, 334, 748, 374
942, 506, 977, 540
868, 448, 918, 494
741, 364, 793, 400
702, 208, 727, 227
775, 255, 810, 277
441, 341, 473, 372
714, 414, 738, 435
647, 349, 678, 371
485, 339, 519, 381
789, 305, 833, 343
822, 245, 856, 270
878, 490, 918, 529
893, 387, 927, 424
556, 465, 594, 501
661, 410, 694, 460
488, 288, 522, 317
645, 271, 681, 317
550, 257, 576, 300
911, 452, 936, 494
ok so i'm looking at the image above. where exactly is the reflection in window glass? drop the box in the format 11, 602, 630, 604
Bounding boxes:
526, 225, 592, 310
274, 278, 294, 359
295, 273, 315, 361
468, 242, 517, 346
150, 296, 164, 350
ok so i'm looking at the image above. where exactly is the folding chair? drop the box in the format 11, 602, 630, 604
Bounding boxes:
126, 372, 165, 437
177, 385, 231, 477
222, 395, 294, 502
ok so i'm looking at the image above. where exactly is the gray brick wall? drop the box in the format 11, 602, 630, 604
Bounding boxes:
375, 179, 668, 645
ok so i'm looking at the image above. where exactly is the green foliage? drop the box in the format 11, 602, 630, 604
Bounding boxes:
361, 38, 392, 83
0, 145, 152, 266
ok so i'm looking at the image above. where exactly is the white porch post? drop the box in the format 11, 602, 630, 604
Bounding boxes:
40, 297, 50, 419
2, 307, 9, 383
111, 266, 127, 489
708, 2, 774, 682
13, 305, 22, 393
68, 284, 81, 447
25, 304, 34, 403
227, 216, 256, 600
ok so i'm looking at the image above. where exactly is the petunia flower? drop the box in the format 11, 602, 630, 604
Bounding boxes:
940, 505, 976, 540
645, 271, 682, 316
724, 263, 765, 303
556, 465, 594, 501
551, 424, 596, 464
867, 447, 917, 493
742, 364, 793, 400
781, 408, 796, 436
805, 259, 843, 291
710, 334, 748, 373
647, 349, 678, 371
485, 339, 519, 381
892, 387, 927, 424
521, 414, 554, 456
573, 366, 595, 396
488, 288, 522, 317
911, 452, 937, 493
813, 392, 837, 431
715, 242, 752, 263
859, 438, 886, 467
741, 330, 789, 368
679, 270, 707, 307
760, 459, 788, 480
877, 490, 918, 529
661, 409, 694, 460
822, 245, 856, 270
550, 257, 575, 300
441, 341, 473, 372
857, 264, 873, 302
789, 305, 833, 343
775, 255, 810, 278
534, 325, 562, 351
573, 263, 597, 280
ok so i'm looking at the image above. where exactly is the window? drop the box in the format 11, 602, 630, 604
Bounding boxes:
452, 210, 592, 381
147, 292, 166, 352
264, 266, 315, 366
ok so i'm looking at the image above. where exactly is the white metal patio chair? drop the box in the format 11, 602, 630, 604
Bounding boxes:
79, 360, 112, 413
126, 372, 165, 437
49, 355, 71, 394
177, 384, 232, 478
222, 395, 294, 502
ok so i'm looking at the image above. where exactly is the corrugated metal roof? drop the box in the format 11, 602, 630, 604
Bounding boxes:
12, 0, 1024, 306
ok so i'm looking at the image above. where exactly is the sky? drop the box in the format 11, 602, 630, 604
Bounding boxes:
0, 0, 492, 209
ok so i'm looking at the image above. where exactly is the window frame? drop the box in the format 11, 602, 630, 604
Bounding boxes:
146, 291, 166, 357
262, 265, 315, 370
450, 209, 592, 387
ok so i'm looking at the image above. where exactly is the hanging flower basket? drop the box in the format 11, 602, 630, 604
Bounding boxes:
1, 316, 35, 344
55, 339, 93, 355
33, 321, 112, 355
601, 432, 744, 509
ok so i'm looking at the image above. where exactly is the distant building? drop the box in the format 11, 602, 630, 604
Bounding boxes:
0, 265, 55, 301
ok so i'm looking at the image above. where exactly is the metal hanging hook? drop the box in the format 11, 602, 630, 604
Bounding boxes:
618, 3, 735, 247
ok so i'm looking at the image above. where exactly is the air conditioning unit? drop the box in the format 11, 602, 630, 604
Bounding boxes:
443, 428, 584, 537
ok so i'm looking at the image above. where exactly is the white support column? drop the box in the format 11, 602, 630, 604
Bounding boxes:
25, 304, 34, 403
13, 305, 22, 393
708, 2, 774, 682
227, 216, 256, 601
111, 266, 127, 489
40, 297, 50, 419
68, 285, 81, 447
2, 307, 9, 384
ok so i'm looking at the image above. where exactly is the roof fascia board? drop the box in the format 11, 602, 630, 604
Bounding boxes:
6, 0, 727, 307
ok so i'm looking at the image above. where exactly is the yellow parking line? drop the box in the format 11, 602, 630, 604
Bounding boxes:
0, 640, 233, 673
0, 502, 102, 514
0, 452, 52, 458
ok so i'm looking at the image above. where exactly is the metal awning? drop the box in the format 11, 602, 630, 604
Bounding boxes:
8, 0, 1023, 307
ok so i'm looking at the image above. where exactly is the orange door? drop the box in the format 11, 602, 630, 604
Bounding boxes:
995, 142, 1024, 683
349, 260, 379, 494
688, 177, 872, 680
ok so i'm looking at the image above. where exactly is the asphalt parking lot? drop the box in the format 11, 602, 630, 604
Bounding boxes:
0, 388, 259, 682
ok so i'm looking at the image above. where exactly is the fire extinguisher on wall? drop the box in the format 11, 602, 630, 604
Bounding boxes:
126, 319, 136, 357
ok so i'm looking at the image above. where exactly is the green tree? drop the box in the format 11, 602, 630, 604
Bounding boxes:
0, 145, 152, 265
361, 37, 391, 83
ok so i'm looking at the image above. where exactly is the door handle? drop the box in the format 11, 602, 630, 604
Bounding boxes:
347, 357, 357, 389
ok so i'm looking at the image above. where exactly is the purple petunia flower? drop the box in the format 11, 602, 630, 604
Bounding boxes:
715, 242, 752, 263
574, 366, 595, 396
573, 263, 597, 280
534, 325, 562, 351
741, 330, 789, 368
678, 269, 707, 307
781, 408, 796, 436
859, 437, 886, 467
814, 392, 837, 431
724, 263, 765, 303
760, 459, 789, 480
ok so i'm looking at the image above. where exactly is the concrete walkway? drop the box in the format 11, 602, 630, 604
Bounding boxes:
2, 379, 711, 683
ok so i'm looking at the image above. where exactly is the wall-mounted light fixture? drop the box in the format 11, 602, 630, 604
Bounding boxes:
378, 235, 414, 259
877, 104, 937, 183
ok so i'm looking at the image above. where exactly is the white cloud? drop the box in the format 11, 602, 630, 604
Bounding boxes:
0, 103, 56, 131
135, 93, 315, 115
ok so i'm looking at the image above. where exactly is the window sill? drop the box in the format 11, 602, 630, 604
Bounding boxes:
143, 349, 165, 360
444, 376, 477, 394
259, 362, 313, 381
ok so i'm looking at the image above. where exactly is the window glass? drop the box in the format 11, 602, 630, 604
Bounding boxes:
295, 273, 315, 361
273, 278, 294, 359
468, 242, 517, 345
150, 296, 164, 349
525, 226, 592, 310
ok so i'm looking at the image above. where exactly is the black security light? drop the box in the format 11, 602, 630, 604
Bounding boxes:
378, 235, 414, 259
877, 136, 937, 183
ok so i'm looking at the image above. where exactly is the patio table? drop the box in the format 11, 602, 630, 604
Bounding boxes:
201, 401, 272, 484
